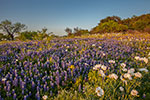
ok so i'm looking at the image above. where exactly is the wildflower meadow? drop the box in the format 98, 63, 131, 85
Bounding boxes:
0, 33, 150, 100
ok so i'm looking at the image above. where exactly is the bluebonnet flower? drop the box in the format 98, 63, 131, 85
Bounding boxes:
13, 93, 17, 99
24, 95, 27, 100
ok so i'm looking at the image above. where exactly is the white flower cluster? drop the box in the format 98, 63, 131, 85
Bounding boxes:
120, 63, 126, 68
134, 56, 148, 63
93, 56, 149, 98
123, 68, 143, 81
93, 64, 107, 78
93, 64, 107, 71
108, 60, 115, 64
93, 57, 149, 98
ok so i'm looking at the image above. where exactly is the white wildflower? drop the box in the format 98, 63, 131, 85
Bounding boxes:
120, 75, 127, 85
119, 86, 124, 91
42, 95, 48, 100
108, 73, 118, 80
99, 70, 106, 77
99, 46, 102, 49
135, 56, 148, 63
101, 65, 107, 71
135, 56, 140, 60
93, 64, 101, 70
124, 73, 132, 80
102, 52, 105, 56
108, 60, 115, 64
147, 47, 150, 49
138, 68, 148, 72
140, 57, 148, 64
131, 89, 138, 96
85, 63, 88, 66
92, 44, 96, 47
96, 87, 104, 97
2, 78, 6, 82
128, 68, 135, 75
121, 63, 126, 68
122, 68, 127, 72
134, 72, 142, 78
93, 67, 97, 70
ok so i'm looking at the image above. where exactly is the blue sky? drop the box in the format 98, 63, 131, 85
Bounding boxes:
0, 0, 150, 35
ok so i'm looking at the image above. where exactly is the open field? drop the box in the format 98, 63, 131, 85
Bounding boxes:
0, 33, 150, 100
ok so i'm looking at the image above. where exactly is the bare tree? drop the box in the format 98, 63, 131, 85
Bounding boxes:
0, 20, 26, 40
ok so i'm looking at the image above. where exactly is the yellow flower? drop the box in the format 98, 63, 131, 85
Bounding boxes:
39, 48, 42, 51
79, 48, 85, 54
89, 77, 91, 80
49, 57, 53, 62
70, 65, 75, 70
75, 77, 81, 85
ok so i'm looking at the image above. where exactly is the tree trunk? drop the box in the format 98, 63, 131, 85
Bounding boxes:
10, 34, 14, 40
3, 26, 14, 40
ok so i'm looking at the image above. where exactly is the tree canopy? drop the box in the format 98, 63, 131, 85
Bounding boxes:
90, 14, 150, 34
0, 20, 26, 40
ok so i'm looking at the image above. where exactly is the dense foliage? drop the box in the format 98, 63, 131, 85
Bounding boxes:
65, 27, 89, 36
0, 33, 150, 100
90, 14, 150, 34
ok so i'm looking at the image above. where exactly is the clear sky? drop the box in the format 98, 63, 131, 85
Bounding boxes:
0, 0, 150, 35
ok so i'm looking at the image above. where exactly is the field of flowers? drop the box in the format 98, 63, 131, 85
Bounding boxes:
0, 33, 150, 100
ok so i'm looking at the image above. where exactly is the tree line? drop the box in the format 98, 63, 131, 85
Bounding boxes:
65, 13, 150, 36
0, 13, 150, 41
0, 20, 57, 41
